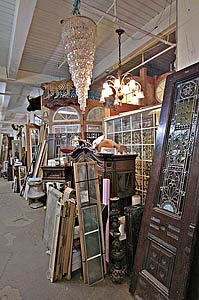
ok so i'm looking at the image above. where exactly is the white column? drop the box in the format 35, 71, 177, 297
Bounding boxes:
177, 0, 199, 70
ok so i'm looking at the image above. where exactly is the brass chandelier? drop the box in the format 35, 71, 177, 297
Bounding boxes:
100, 29, 144, 106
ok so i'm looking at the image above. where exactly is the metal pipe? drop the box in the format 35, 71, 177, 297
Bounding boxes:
0, 92, 27, 97
97, 0, 115, 25
81, 2, 175, 46
58, 57, 67, 69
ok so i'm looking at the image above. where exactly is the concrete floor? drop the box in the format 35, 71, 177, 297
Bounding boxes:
0, 178, 133, 300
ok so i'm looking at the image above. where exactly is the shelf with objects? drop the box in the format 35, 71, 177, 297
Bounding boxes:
71, 144, 137, 215
85, 106, 104, 143
41, 77, 105, 143
40, 80, 106, 186
104, 104, 161, 203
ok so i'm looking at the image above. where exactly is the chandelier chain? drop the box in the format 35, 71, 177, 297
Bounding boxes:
116, 29, 125, 82
71, 0, 81, 15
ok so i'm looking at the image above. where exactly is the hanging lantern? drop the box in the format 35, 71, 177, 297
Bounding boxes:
61, 14, 97, 112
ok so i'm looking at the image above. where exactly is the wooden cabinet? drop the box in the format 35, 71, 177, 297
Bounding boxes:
71, 148, 137, 213
105, 105, 161, 203
96, 153, 137, 212
41, 165, 73, 183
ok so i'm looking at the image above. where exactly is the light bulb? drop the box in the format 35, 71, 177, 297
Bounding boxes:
114, 78, 120, 88
129, 79, 136, 89
137, 91, 144, 98
101, 89, 107, 98
131, 95, 139, 105
100, 96, 105, 103
114, 98, 120, 106
121, 84, 129, 95
103, 82, 109, 89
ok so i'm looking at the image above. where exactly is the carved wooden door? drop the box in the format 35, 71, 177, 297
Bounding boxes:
130, 62, 199, 300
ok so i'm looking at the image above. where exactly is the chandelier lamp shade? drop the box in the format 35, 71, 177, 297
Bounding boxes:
100, 29, 144, 106
60, 0, 97, 112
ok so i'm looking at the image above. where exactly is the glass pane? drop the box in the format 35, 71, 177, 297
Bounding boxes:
107, 121, 113, 133
87, 125, 102, 132
122, 116, 131, 130
135, 160, 142, 176
143, 161, 152, 177
142, 111, 154, 127
13, 141, 19, 159
143, 176, 149, 190
123, 132, 131, 144
132, 131, 141, 144
132, 114, 141, 129
157, 79, 199, 215
107, 133, 113, 140
87, 256, 103, 285
89, 180, 98, 204
133, 145, 142, 159
142, 145, 154, 160
117, 172, 133, 198
115, 132, 122, 144
87, 163, 96, 180
87, 107, 104, 121
66, 125, 80, 133
79, 188, 89, 205
153, 108, 161, 126
143, 128, 155, 144
82, 205, 99, 233
53, 107, 79, 121
135, 175, 143, 191
85, 232, 101, 258
125, 145, 132, 154
76, 164, 87, 182
114, 119, 121, 132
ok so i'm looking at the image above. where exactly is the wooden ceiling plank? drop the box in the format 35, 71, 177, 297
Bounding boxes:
120, 0, 157, 20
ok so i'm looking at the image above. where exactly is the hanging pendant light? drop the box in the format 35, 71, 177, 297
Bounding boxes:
100, 29, 144, 106
60, 0, 97, 112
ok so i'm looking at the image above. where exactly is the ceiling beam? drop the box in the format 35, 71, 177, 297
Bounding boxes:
0, 83, 11, 118
0, 69, 64, 87
7, 0, 38, 80
0, 128, 13, 134
0, 120, 26, 125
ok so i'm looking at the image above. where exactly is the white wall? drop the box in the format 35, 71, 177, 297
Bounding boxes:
0, 134, 3, 161
177, 0, 199, 70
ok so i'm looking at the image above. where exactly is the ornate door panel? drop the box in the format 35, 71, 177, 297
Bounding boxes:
130, 62, 199, 300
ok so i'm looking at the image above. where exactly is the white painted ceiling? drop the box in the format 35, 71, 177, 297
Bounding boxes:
0, 0, 176, 134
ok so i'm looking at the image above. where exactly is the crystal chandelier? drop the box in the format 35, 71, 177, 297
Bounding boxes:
100, 29, 144, 106
61, 1, 96, 112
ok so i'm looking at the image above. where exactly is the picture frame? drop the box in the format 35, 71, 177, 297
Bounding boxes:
12, 139, 22, 161
100, 147, 117, 155
18, 166, 27, 192
73, 161, 107, 284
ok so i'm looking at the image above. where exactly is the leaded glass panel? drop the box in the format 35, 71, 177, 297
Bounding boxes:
156, 79, 199, 215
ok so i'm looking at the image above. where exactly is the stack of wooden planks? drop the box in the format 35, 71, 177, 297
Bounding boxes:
48, 193, 78, 282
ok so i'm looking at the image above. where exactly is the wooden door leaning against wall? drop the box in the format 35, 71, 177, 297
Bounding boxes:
130, 62, 199, 300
